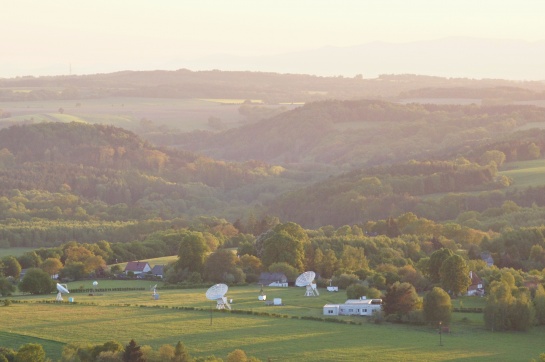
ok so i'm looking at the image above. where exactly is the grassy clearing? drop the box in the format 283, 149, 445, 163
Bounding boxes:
0, 247, 35, 258
110, 255, 177, 271
501, 159, 545, 189
2, 286, 545, 361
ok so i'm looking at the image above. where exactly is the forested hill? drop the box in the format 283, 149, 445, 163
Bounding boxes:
0, 122, 287, 215
172, 100, 545, 167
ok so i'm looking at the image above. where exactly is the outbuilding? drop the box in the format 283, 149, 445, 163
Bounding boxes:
323, 298, 382, 316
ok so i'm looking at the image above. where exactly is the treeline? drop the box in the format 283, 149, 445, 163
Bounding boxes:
399, 86, 545, 101
0, 338, 260, 362
5, 70, 545, 103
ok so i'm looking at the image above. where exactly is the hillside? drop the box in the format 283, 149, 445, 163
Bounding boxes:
172, 100, 545, 167
0, 122, 300, 224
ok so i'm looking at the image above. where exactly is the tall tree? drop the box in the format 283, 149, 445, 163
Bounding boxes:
122, 340, 144, 362
427, 248, 453, 283
0, 276, 15, 296
177, 232, 209, 274
381, 282, 420, 320
259, 230, 306, 271
439, 254, 470, 295
40, 257, 63, 277
1, 256, 22, 278
204, 249, 244, 283
18, 268, 55, 295
423, 287, 452, 325
173, 341, 191, 362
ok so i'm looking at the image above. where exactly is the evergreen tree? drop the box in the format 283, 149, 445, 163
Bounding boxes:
173, 341, 190, 362
122, 339, 145, 362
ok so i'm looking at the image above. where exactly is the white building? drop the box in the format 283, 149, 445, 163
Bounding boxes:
323, 298, 382, 316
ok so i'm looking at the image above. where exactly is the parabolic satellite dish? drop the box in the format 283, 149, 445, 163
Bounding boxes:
205, 283, 231, 310
296, 271, 319, 297
56, 283, 69, 301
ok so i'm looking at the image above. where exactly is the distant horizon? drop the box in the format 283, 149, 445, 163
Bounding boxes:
3, 0, 545, 80
3, 36, 545, 82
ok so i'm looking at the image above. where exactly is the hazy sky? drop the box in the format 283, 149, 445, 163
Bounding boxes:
2, 0, 545, 78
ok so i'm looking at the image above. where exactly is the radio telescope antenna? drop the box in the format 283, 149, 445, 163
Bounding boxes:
56, 283, 70, 301
151, 284, 158, 299
205, 283, 231, 310
295, 271, 319, 296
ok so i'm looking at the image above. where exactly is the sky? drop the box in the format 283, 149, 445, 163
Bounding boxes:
2, 0, 545, 79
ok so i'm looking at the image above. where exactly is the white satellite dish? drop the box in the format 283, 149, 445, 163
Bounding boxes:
56, 283, 69, 301
295, 271, 319, 297
205, 283, 231, 310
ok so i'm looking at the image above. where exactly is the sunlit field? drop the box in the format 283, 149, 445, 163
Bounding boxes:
0, 247, 35, 258
501, 159, 545, 189
2, 284, 545, 361
0, 97, 245, 132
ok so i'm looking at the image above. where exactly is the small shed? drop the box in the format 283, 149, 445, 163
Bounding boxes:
323, 298, 382, 316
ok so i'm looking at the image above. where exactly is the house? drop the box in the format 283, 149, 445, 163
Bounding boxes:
323, 298, 382, 316
124, 261, 151, 276
258, 272, 288, 287
151, 265, 165, 279
467, 271, 484, 296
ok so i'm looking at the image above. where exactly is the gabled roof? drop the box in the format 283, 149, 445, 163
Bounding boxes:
151, 265, 164, 276
124, 261, 150, 272
469, 271, 483, 286
258, 272, 287, 284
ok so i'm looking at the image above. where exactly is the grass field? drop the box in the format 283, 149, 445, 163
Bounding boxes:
2, 285, 544, 361
0, 247, 35, 258
109, 255, 178, 271
0, 97, 245, 132
500, 159, 545, 189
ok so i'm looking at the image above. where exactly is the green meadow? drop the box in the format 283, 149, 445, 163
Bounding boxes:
2, 284, 545, 361
500, 159, 545, 189
0, 247, 35, 258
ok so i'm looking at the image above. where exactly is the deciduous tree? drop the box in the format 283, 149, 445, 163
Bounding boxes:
423, 287, 452, 325
19, 268, 55, 295
382, 282, 420, 320
439, 254, 470, 295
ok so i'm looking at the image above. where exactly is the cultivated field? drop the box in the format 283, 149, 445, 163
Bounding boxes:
2, 284, 545, 361
0, 97, 300, 133
0, 97, 244, 132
